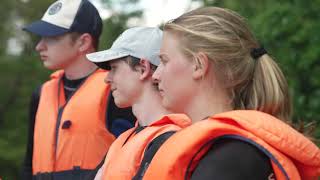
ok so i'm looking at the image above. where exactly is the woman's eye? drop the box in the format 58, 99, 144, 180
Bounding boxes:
160, 57, 168, 65
162, 59, 168, 65
159, 54, 169, 65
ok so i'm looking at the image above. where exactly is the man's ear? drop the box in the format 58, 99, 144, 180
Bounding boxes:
139, 59, 151, 80
77, 33, 93, 53
192, 52, 210, 80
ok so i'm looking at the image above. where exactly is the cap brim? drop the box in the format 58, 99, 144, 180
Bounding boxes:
86, 50, 130, 70
23, 20, 69, 36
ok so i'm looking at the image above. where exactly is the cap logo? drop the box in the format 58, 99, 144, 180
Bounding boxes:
48, 2, 62, 15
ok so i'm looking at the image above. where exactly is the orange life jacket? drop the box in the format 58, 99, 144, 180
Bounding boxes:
33, 70, 115, 178
143, 110, 320, 180
101, 114, 191, 180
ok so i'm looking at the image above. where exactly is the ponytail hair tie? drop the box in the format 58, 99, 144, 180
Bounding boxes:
250, 46, 267, 59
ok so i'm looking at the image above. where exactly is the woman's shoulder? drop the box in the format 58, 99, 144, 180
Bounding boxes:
191, 138, 274, 180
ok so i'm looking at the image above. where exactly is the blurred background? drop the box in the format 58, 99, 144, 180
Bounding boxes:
0, 0, 319, 179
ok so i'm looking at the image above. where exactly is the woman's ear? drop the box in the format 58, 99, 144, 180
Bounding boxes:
139, 59, 152, 80
78, 33, 93, 53
192, 52, 210, 80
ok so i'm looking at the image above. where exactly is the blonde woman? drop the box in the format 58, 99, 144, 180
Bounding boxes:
141, 7, 320, 180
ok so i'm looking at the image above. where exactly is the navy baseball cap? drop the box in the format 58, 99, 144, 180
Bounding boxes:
23, 0, 102, 39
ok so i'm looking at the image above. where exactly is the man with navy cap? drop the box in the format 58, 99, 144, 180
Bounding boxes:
22, 0, 135, 179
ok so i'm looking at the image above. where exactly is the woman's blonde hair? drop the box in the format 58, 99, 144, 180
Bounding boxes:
164, 7, 291, 122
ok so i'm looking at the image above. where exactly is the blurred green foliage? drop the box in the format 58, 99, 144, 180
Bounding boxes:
196, 0, 320, 137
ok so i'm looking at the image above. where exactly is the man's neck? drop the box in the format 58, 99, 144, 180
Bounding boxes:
64, 56, 98, 80
132, 85, 171, 126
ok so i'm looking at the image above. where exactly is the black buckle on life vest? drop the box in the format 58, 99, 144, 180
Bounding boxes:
62, 120, 72, 129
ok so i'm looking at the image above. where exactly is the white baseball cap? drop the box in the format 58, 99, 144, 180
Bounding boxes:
23, 0, 102, 38
86, 27, 163, 70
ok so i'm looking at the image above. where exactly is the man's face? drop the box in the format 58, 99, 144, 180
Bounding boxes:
35, 33, 79, 70
105, 58, 142, 108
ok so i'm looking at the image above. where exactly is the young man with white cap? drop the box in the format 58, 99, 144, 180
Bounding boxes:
86, 27, 191, 180
21, 0, 135, 179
